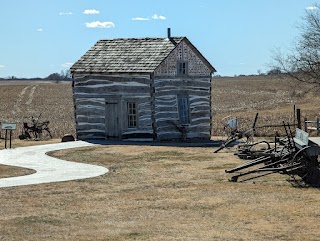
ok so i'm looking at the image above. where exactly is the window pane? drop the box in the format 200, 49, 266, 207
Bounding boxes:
178, 62, 187, 75
128, 102, 137, 128
178, 97, 189, 124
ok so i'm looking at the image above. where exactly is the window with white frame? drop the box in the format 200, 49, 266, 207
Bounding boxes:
128, 102, 137, 128
177, 96, 190, 124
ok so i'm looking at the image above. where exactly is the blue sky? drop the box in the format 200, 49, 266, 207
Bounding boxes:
0, 0, 319, 78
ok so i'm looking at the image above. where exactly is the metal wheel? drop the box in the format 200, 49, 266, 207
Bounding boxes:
37, 128, 52, 140
42, 128, 52, 140
287, 147, 309, 187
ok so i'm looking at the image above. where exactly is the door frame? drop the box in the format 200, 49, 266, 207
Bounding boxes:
105, 99, 122, 139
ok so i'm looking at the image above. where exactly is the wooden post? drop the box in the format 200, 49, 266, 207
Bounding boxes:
293, 105, 296, 127
317, 117, 320, 136
297, 109, 301, 129
4, 130, 7, 149
9, 130, 12, 149
304, 117, 308, 132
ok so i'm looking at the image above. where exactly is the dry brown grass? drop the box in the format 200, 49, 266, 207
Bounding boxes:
0, 138, 61, 149
1, 145, 320, 240
0, 165, 35, 178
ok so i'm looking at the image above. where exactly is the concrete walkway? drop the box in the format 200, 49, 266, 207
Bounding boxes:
0, 141, 109, 188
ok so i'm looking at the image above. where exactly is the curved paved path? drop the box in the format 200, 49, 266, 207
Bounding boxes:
0, 141, 109, 188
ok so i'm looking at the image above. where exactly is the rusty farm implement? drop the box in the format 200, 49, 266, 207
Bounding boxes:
214, 113, 259, 153
19, 114, 52, 140
225, 124, 320, 187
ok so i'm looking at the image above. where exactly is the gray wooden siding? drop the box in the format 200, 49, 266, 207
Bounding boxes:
153, 39, 212, 140
73, 76, 153, 140
154, 78, 211, 140
75, 98, 106, 139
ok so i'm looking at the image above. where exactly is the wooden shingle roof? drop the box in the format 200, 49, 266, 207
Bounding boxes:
71, 37, 185, 74
71, 37, 216, 74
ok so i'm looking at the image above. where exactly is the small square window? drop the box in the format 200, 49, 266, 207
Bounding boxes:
177, 62, 188, 75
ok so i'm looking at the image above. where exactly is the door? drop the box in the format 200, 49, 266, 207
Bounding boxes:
105, 101, 120, 139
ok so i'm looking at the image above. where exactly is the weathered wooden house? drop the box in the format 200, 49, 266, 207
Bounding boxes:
70, 30, 216, 141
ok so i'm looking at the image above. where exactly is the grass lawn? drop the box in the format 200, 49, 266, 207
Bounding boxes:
1, 143, 320, 240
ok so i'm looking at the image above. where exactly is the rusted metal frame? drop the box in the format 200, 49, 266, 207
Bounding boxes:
228, 158, 294, 182
225, 156, 273, 173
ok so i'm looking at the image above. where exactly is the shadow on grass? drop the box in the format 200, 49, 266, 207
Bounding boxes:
84, 139, 224, 148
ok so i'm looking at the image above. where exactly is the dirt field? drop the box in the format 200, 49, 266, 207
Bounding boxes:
0, 80, 75, 139
0, 76, 319, 240
212, 75, 320, 136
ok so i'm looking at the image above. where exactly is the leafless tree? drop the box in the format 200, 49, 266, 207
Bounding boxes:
271, 4, 320, 89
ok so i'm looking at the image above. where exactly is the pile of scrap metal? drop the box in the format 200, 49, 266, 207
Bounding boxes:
225, 124, 320, 187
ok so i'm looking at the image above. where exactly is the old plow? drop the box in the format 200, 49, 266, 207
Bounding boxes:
225, 125, 320, 187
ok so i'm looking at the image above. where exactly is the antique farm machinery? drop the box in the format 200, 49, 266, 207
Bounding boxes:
19, 114, 52, 140
214, 113, 259, 153
225, 125, 320, 187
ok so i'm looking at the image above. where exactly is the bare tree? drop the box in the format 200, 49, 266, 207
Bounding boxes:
271, 4, 320, 89
46, 70, 72, 81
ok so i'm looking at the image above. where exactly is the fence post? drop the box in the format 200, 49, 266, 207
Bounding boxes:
304, 117, 308, 132
317, 117, 320, 136
293, 105, 296, 127
297, 109, 301, 129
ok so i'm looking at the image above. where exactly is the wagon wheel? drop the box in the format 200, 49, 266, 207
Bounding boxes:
35, 128, 52, 140
287, 147, 310, 187
41, 128, 52, 140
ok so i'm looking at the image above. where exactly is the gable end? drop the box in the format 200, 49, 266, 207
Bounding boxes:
154, 38, 216, 77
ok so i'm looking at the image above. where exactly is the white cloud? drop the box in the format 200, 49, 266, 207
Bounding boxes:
83, 9, 100, 15
37, 28, 44, 32
59, 12, 73, 15
0, 65, 4, 68
151, 14, 166, 20
306, 6, 318, 11
132, 14, 166, 21
61, 63, 74, 68
85, 21, 115, 28
132, 17, 149, 21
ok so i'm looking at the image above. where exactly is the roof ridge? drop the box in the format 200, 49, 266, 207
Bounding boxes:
99, 36, 185, 41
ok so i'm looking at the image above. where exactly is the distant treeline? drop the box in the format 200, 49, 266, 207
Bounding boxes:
0, 70, 72, 81
2, 68, 282, 80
